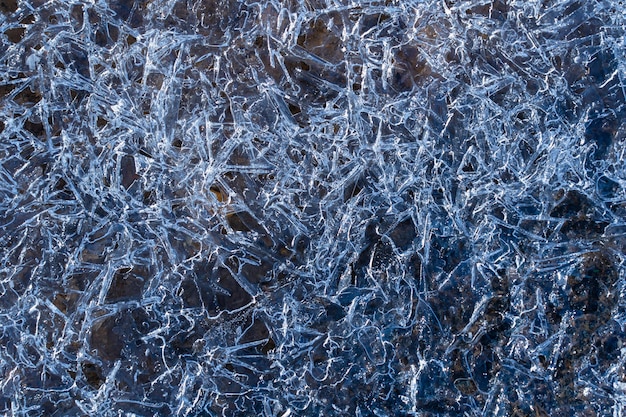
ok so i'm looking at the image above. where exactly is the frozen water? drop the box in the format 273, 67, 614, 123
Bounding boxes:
1, 0, 626, 415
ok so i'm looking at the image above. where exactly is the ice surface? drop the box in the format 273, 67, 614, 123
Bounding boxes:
1, 0, 626, 415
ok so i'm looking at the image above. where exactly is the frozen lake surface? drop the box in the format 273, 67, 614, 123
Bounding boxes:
1, 0, 626, 415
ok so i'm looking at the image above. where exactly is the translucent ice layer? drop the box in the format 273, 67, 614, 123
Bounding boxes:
1, 0, 626, 415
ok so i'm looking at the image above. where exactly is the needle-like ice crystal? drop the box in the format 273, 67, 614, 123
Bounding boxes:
1, 0, 626, 415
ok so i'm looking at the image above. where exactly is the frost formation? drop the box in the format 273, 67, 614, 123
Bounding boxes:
1, 0, 626, 415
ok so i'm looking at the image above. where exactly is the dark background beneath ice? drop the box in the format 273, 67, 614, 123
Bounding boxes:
1, 0, 626, 415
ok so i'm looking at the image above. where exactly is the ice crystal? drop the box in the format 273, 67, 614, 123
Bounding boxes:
1, 0, 626, 415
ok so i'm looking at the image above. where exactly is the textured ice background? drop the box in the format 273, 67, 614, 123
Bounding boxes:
1, 0, 626, 415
